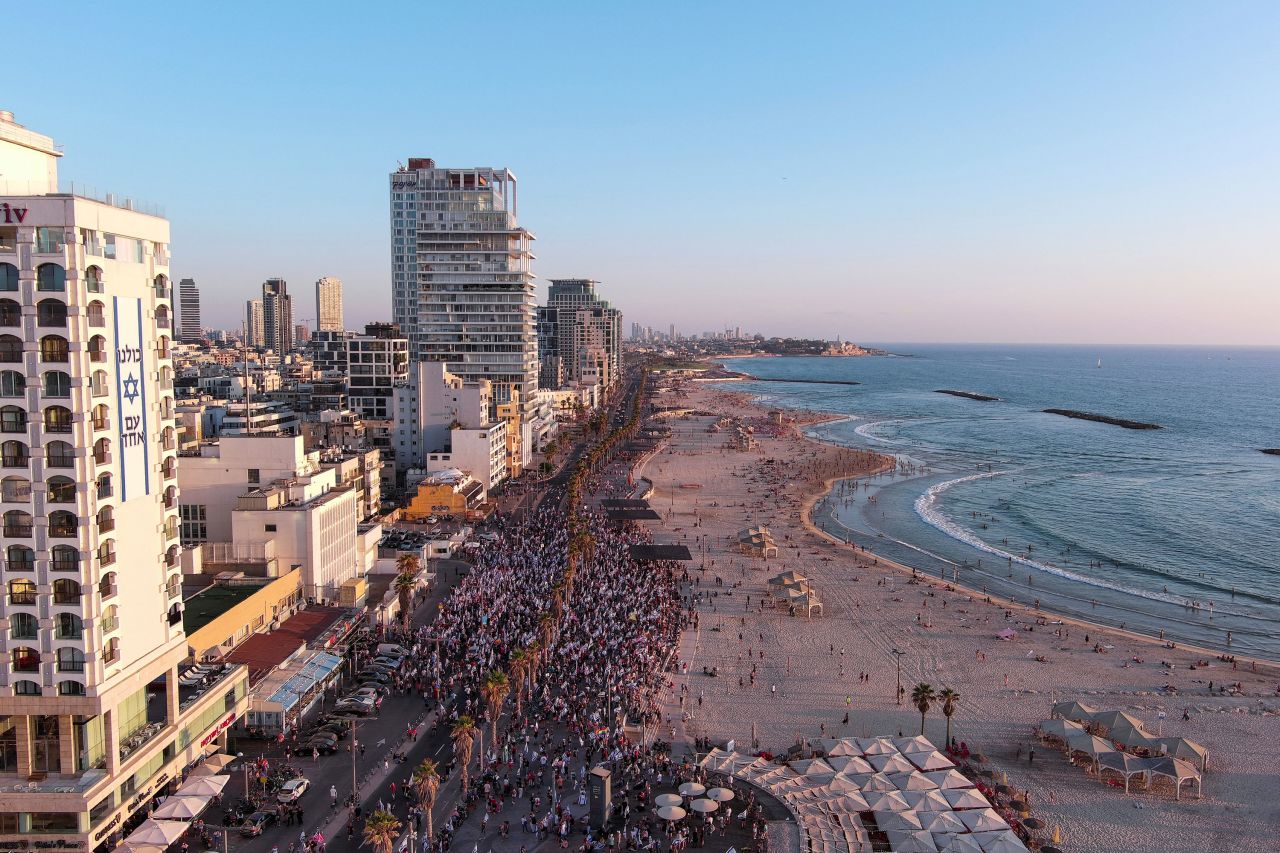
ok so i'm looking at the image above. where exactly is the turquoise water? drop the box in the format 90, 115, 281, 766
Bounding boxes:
725, 345, 1280, 658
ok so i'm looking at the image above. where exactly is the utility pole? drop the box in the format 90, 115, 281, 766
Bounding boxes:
891, 649, 906, 706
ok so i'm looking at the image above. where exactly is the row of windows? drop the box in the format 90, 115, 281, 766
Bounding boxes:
6, 542, 102, 571
11, 679, 86, 696
0, 263, 169, 297
8, 610, 99, 639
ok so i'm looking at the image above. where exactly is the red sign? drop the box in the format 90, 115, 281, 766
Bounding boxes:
200, 713, 237, 747
0, 203, 28, 224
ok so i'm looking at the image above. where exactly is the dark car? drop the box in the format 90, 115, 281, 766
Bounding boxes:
240, 811, 275, 837
316, 721, 348, 740
359, 670, 391, 685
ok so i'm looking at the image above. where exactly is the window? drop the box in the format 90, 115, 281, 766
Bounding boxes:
0, 335, 22, 363
248, 468, 260, 484
56, 648, 85, 672
3, 509, 32, 537
96, 473, 113, 499
43, 371, 71, 397
92, 404, 109, 431
46, 440, 75, 467
14, 680, 41, 696
0, 370, 24, 396
55, 613, 83, 640
57, 681, 86, 697
87, 300, 105, 327
49, 510, 77, 538
88, 335, 107, 363
161, 456, 175, 479
93, 437, 110, 465
36, 299, 66, 327
0, 299, 19, 326
50, 544, 78, 572
179, 503, 207, 543
9, 612, 38, 639
103, 637, 120, 664
86, 265, 104, 293
265, 523, 276, 533
46, 476, 76, 502
96, 505, 114, 533
155, 305, 171, 328
98, 540, 115, 566
0, 263, 17, 291
91, 370, 109, 397
44, 406, 73, 433
104, 235, 116, 260
5, 544, 33, 571
99, 571, 117, 597
36, 229, 64, 255
52, 578, 81, 604
40, 335, 69, 362
11, 646, 39, 670
36, 263, 66, 291
0, 406, 26, 433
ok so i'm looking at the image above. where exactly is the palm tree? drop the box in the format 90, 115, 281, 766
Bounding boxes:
363, 810, 402, 853
393, 570, 418, 630
537, 612, 555, 656
938, 688, 960, 747
480, 670, 510, 743
508, 649, 530, 716
451, 715, 479, 792
411, 759, 440, 841
911, 683, 936, 736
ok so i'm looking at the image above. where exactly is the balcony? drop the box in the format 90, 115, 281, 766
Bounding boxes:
94, 450, 111, 466
99, 581, 117, 599
89, 348, 107, 363
9, 592, 36, 606
97, 482, 113, 500
100, 615, 119, 634
99, 551, 115, 567
91, 382, 109, 398
88, 315, 106, 328
97, 517, 114, 533
93, 416, 110, 432
51, 557, 78, 572
3, 523, 32, 537
2, 453, 29, 467
49, 524, 78, 538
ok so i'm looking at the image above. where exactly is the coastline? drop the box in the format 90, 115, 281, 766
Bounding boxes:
643, 379, 1280, 853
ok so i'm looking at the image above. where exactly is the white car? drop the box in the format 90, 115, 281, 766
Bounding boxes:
277, 778, 309, 803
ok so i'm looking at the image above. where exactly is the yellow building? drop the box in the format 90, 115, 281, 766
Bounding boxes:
403, 471, 486, 520
497, 390, 524, 479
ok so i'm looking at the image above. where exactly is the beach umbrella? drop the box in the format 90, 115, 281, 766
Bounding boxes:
173, 775, 229, 798
791, 758, 835, 776
894, 735, 935, 754
870, 753, 917, 774
201, 753, 236, 771
124, 820, 188, 848
863, 773, 899, 792
819, 791, 870, 812
889, 771, 940, 792
655, 793, 683, 807
690, 798, 718, 814
943, 788, 991, 809
826, 775, 862, 794
187, 764, 219, 777
1049, 700, 1097, 722
828, 739, 862, 757
859, 737, 899, 755
866, 790, 911, 812
938, 835, 985, 853
904, 790, 952, 812
828, 755, 874, 774
656, 805, 686, 821
875, 811, 923, 832
958, 808, 1009, 833
918, 810, 967, 833
1020, 818, 1044, 831
678, 782, 706, 797
151, 796, 209, 821
706, 787, 734, 803
887, 830, 939, 852
908, 751, 955, 772
924, 769, 973, 790
970, 830, 1029, 852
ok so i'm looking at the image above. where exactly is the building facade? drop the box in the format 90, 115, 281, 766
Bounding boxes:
389, 160, 538, 467
315, 276, 343, 332
261, 278, 292, 354
245, 298, 264, 348
538, 279, 622, 392
346, 324, 407, 421
0, 111, 248, 852
177, 277, 200, 342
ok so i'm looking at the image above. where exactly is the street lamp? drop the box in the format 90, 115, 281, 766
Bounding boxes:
891, 649, 906, 706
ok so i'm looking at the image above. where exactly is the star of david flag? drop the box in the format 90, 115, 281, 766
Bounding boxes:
113, 296, 151, 501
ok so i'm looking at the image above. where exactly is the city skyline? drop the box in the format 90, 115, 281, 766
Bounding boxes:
2, 3, 1278, 345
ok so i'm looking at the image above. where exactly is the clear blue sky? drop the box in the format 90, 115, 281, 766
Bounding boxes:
6, 1, 1278, 344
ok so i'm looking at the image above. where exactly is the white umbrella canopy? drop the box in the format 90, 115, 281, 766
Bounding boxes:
863, 773, 899, 792
791, 758, 835, 776
657, 805, 686, 821
1066, 732, 1117, 759
903, 789, 952, 812
706, 787, 735, 803
1050, 700, 1097, 722
869, 753, 917, 774
875, 810, 924, 832
124, 819, 189, 847
151, 795, 209, 820
908, 750, 956, 772
828, 738, 863, 757
690, 798, 718, 814
970, 830, 1029, 852
828, 755, 875, 774
818, 792, 871, 812
866, 790, 912, 812
655, 793, 683, 807
173, 775, 229, 798
943, 788, 991, 809
888, 829, 939, 852
938, 834, 986, 853
827, 775, 863, 794
859, 737, 900, 755
121, 845, 167, 853
678, 782, 706, 797
1036, 719, 1084, 741
186, 764, 219, 777
201, 753, 236, 771
918, 810, 967, 833
894, 735, 936, 754
889, 771, 940, 792
958, 808, 1009, 833
924, 769, 973, 790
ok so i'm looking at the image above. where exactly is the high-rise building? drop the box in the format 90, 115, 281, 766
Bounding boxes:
0, 111, 248, 850
315, 276, 343, 332
539, 279, 622, 391
346, 323, 408, 420
245, 298, 265, 347
295, 321, 310, 345
389, 160, 539, 465
262, 277, 293, 353
177, 277, 201, 341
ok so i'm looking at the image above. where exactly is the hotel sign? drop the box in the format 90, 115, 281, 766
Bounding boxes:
112, 297, 150, 502
200, 712, 237, 747
0, 202, 28, 223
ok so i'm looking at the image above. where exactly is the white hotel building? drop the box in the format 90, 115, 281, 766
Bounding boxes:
0, 113, 247, 850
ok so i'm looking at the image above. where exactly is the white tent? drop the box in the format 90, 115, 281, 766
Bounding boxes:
827, 738, 863, 757
791, 757, 835, 776
924, 769, 973, 790
869, 753, 917, 774
875, 811, 924, 832
943, 787, 991, 809
1097, 752, 1150, 794
123, 820, 188, 848
918, 810, 967, 833
889, 771, 940, 791
958, 808, 1009, 833
1143, 756, 1202, 800
969, 829, 1029, 852
894, 735, 936, 754
1065, 732, 1117, 770
151, 795, 209, 820
908, 750, 956, 771
903, 789, 953, 812
1158, 737, 1209, 771
938, 834, 985, 853
866, 790, 912, 812
828, 755, 875, 774
1050, 700, 1096, 721
862, 773, 899, 792
1035, 718, 1084, 742
859, 737, 900, 755
887, 830, 939, 852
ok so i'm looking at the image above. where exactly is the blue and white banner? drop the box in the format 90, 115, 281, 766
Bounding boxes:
113, 297, 150, 501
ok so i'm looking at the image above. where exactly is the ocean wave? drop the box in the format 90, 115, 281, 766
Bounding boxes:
912, 473, 1242, 611
854, 419, 902, 445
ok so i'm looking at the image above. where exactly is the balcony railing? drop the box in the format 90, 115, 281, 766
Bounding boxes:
99, 551, 115, 567
97, 518, 114, 533
94, 450, 112, 465
100, 616, 119, 633
47, 455, 75, 468
3, 523, 33, 537
51, 558, 78, 572
88, 315, 106, 328
99, 582, 117, 599
93, 417, 110, 431
3, 453, 29, 467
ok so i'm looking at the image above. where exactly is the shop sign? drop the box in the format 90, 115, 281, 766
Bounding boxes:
200, 712, 237, 747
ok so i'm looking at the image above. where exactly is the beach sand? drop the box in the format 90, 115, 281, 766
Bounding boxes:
644, 383, 1280, 853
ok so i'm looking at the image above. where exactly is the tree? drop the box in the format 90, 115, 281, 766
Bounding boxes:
508, 649, 531, 716
911, 683, 936, 736
411, 759, 440, 841
450, 715, 479, 792
363, 810, 402, 853
393, 568, 418, 630
938, 688, 960, 747
480, 670, 510, 743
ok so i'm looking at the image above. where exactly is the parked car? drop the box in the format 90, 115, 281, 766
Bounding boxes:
316, 721, 349, 740
240, 812, 275, 837
359, 671, 391, 685
277, 778, 310, 803
336, 696, 375, 715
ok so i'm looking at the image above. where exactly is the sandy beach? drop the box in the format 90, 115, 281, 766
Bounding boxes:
642, 382, 1280, 853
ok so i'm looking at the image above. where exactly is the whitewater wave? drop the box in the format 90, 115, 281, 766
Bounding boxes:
854, 420, 902, 445
913, 473, 1215, 609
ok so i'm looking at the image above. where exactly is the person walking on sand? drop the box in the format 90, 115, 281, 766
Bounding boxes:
1028, 747, 1036, 764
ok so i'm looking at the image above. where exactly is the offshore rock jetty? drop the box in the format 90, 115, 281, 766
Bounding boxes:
755, 377, 861, 387
1044, 408, 1162, 430
936, 389, 1001, 401
1262, 449, 1280, 456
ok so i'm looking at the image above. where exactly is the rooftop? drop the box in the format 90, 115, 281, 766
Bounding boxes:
182, 580, 271, 634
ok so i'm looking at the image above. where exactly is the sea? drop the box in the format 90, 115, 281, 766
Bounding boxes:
723, 345, 1280, 659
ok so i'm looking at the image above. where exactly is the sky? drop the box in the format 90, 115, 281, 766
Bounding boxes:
5, 1, 1278, 345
